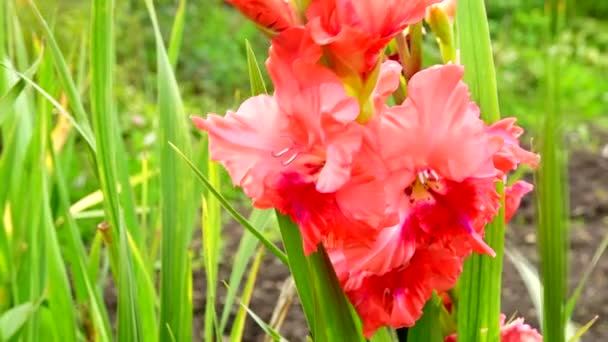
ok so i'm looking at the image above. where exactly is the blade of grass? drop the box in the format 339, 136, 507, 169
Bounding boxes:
245, 40, 267, 96
50, 145, 112, 342
220, 208, 275, 334
229, 248, 265, 342
455, 1, 505, 341
201, 192, 221, 342
407, 294, 444, 342
168, 0, 186, 68
90, 0, 143, 339
0, 65, 96, 151
240, 303, 288, 342
568, 316, 598, 342
34, 45, 78, 341
170, 142, 287, 264
565, 230, 608, 318
0, 78, 25, 127
536, 0, 569, 340
28, 0, 96, 152
0, 302, 39, 340
143, 1, 196, 340
506, 246, 577, 338
42, 178, 78, 341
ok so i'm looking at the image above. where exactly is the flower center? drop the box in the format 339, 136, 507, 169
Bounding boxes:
271, 136, 326, 175
404, 168, 446, 205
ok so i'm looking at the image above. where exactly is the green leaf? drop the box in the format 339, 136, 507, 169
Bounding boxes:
245, 40, 267, 96
90, 0, 145, 340
455, 1, 505, 341
369, 327, 395, 342
239, 303, 288, 342
567, 316, 598, 342
229, 248, 265, 342
276, 212, 364, 341
308, 245, 365, 341
275, 212, 315, 328
143, 0, 196, 340
0, 302, 39, 340
0, 64, 96, 153
220, 209, 275, 334
28, 1, 96, 152
535, 1, 569, 340
0, 78, 26, 127
505, 248, 543, 322
168, 0, 187, 68
170, 142, 288, 265
566, 230, 608, 318
506, 246, 577, 338
50, 145, 112, 342
407, 294, 444, 342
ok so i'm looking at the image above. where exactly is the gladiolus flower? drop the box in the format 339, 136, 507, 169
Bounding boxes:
193, 29, 403, 253
329, 64, 539, 336
445, 314, 543, 342
306, 0, 441, 77
374, 64, 504, 260
226, 0, 298, 32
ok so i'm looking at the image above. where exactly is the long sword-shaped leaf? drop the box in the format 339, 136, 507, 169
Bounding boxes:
229, 248, 265, 342
407, 294, 443, 342
455, 1, 505, 341
50, 145, 112, 342
536, 1, 569, 340
143, 1, 196, 340
28, 1, 95, 152
90, 0, 143, 339
276, 213, 364, 341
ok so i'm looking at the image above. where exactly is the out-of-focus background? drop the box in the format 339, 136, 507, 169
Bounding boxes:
26, 0, 608, 340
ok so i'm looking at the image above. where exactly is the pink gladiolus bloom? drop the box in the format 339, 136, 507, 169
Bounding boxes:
306, 0, 441, 76
226, 0, 297, 32
374, 64, 503, 260
445, 314, 543, 342
329, 64, 539, 336
194, 29, 400, 253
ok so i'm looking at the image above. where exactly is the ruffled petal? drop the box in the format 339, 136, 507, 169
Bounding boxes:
397, 65, 501, 181
505, 180, 534, 223
192, 95, 289, 202
344, 243, 465, 337
487, 118, 540, 174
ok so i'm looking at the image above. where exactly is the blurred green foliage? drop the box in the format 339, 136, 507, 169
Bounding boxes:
489, 0, 608, 130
